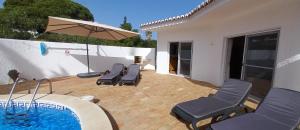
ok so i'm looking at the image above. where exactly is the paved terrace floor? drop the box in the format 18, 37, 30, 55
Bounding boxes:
0, 71, 257, 130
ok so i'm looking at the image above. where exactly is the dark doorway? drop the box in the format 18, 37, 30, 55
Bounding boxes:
229, 36, 245, 79
169, 42, 179, 74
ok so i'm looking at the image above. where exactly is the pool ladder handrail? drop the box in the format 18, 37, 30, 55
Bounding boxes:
4, 78, 53, 112
27, 78, 52, 111
4, 77, 27, 112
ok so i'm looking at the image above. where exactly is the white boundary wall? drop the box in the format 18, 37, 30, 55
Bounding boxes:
0, 39, 155, 84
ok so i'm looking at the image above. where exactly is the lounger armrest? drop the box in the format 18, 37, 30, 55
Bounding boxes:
123, 68, 127, 75
104, 70, 110, 74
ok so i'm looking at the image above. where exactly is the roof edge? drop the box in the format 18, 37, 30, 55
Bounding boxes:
140, 0, 215, 29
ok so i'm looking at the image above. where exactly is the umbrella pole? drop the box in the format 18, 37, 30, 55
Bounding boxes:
77, 35, 101, 78
86, 32, 92, 74
86, 43, 90, 73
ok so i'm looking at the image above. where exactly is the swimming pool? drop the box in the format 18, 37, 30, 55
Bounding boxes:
0, 102, 81, 130
0, 94, 113, 130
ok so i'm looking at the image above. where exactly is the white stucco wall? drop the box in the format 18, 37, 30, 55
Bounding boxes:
0, 39, 155, 84
155, 0, 300, 91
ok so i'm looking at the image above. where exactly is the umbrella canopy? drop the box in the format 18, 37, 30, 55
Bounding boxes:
46, 16, 139, 40
45, 16, 139, 78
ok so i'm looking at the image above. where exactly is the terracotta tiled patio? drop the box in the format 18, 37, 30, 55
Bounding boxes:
0, 71, 257, 130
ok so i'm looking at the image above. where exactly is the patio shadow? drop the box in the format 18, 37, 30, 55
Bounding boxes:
99, 106, 119, 130
0, 43, 45, 82
170, 112, 211, 130
185, 78, 217, 89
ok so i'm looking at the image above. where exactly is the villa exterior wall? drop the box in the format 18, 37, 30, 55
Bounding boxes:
156, 0, 300, 92
0, 39, 155, 84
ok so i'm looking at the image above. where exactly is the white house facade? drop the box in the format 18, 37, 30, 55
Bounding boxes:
141, 0, 300, 98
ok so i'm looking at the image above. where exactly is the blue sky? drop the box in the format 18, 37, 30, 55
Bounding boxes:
0, 0, 204, 39
74, 0, 204, 39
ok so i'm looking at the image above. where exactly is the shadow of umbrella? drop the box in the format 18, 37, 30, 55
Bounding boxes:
70, 54, 133, 72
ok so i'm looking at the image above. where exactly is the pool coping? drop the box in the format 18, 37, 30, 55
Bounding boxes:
0, 94, 113, 130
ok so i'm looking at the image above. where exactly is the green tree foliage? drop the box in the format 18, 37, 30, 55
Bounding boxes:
118, 16, 156, 48
146, 31, 152, 41
0, 1, 156, 48
0, 0, 93, 34
120, 16, 132, 31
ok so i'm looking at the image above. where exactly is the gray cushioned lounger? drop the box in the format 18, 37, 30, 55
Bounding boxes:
172, 79, 252, 130
119, 64, 140, 86
211, 88, 300, 130
96, 63, 124, 85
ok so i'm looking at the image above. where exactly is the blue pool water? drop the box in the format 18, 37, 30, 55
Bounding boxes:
0, 102, 81, 130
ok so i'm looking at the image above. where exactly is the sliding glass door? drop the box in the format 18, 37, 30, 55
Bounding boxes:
243, 32, 279, 98
169, 42, 192, 77
179, 43, 192, 76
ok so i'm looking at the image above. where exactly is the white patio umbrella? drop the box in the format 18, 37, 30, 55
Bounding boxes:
45, 16, 139, 78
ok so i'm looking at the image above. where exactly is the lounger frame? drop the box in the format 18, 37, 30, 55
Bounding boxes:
96, 63, 124, 85
210, 88, 300, 130
119, 64, 141, 86
172, 79, 252, 130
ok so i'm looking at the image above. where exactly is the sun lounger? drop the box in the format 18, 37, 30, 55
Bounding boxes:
172, 79, 252, 130
210, 88, 300, 130
96, 63, 124, 85
119, 64, 140, 86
